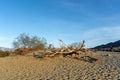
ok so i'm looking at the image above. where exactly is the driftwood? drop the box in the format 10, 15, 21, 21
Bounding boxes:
79, 56, 98, 63
33, 52, 51, 58
33, 40, 95, 59
62, 51, 80, 57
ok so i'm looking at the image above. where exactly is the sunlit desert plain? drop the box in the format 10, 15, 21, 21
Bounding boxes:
0, 51, 120, 80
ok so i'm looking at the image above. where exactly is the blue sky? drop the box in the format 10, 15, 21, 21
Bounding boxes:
0, 0, 120, 48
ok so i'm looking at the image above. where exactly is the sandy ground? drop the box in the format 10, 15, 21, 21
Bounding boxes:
0, 51, 120, 80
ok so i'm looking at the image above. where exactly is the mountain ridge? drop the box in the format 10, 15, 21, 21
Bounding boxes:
0, 47, 13, 51
93, 40, 120, 51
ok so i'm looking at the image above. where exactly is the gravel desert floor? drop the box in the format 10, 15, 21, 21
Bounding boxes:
0, 51, 120, 80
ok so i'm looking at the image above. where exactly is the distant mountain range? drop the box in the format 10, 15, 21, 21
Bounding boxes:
0, 47, 13, 51
1, 40, 120, 52
93, 40, 120, 52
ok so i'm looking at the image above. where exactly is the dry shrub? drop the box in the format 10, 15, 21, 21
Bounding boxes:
11, 48, 46, 56
0, 50, 10, 57
12, 48, 32, 55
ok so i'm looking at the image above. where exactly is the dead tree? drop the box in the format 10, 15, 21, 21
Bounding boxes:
80, 40, 85, 49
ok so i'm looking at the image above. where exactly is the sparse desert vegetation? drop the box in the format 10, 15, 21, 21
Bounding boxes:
1, 0, 120, 79
0, 34, 120, 80
0, 50, 10, 57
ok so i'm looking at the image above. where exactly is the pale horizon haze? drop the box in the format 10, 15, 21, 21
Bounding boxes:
0, 0, 120, 48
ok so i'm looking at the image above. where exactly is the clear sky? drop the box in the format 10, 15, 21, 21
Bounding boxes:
0, 0, 120, 48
